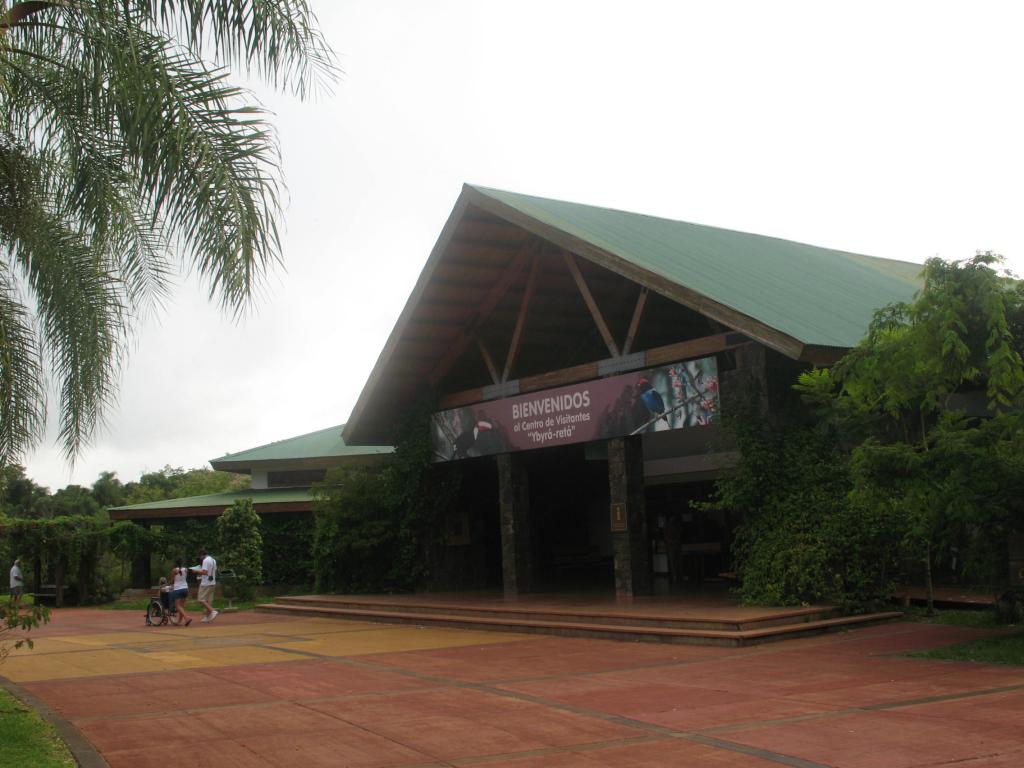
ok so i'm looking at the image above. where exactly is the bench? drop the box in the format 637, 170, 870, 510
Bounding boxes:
31, 585, 58, 606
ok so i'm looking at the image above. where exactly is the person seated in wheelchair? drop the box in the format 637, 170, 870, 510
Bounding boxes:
157, 577, 175, 614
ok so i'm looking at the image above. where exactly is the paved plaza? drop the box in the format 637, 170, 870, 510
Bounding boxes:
2, 609, 1023, 767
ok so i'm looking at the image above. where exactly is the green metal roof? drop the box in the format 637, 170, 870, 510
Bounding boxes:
470, 185, 923, 348
109, 487, 311, 513
209, 424, 393, 468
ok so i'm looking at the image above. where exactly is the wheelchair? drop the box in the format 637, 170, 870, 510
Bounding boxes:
144, 591, 179, 626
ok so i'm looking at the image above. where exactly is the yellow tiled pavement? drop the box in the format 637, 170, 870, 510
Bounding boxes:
2, 637, 98, 656
120, 632, 295, 652
1, 615, 538, 683
3, 649, 185, 682
49, 631, 183, 647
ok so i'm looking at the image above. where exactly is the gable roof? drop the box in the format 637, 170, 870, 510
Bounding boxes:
210, 424, 393, 472
344, 184, 923, 444
470, 185, 922, 349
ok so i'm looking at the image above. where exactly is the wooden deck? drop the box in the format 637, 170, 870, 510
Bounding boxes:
256, 591, 902, 647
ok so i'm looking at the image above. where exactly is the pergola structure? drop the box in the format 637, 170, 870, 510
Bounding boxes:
345, 185, 922, 598
109, 424, 392, 586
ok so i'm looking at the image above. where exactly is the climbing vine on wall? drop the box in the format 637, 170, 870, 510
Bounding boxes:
311, 399, 462, 593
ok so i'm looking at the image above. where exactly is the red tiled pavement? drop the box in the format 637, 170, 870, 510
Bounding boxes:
359, 635, 718, 683
473, 739, 784, 767
305, 687, 646, 761
25, 668, 276, 718
7, 608, 1024, 767
722, 707, 1024, 768
199, 658, 436, 699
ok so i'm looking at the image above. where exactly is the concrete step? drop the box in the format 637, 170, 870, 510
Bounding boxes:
269, 595, 840, 632
255, 601, 903, 647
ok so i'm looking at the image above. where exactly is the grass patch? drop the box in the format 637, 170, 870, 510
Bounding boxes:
908, 632, 1024, 665
904, 606, 1023, 665
904, 606, 1004, 628
0, 594, 37, 606
0, 688, 75, 767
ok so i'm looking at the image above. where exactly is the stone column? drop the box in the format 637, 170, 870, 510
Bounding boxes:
497, 452, 533, 598
723, 343, 768, 415
608, 436, 651, 598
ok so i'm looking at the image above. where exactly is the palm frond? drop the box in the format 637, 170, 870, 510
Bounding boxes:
4, 10, 282, 313
0, 0, 337, 461
143, 0, 339, 96
9, 209, 126, 461
0, 269, 45, 465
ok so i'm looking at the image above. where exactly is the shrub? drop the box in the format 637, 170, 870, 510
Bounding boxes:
215, 499, 263, 600
708, 408, 899, 607
261, 513, 314, 587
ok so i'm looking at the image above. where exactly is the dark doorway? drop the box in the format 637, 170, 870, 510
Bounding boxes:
647, 481, 731, 588
526, 443, 614, 591
439, 457, 502, 589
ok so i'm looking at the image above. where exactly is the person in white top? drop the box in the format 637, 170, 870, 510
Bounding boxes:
169, 559, 193, 626
9, 558, 24, 606
194, 547, 219, 622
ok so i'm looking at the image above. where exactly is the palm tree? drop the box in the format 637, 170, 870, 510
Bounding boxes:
0, 1, 335, 464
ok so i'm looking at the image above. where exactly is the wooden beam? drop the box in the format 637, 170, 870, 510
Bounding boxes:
438, 387, 486, 409
621, 287, 648, 355
563, 251, 620, 357
518, 360, 600, 395
477, 337, 501, 384
502, 251, 542, 382
438, 331, 751, 409
799, 344, 846, 366
463, 186, 806, 361
645, 333, 747, 367
427, 238, 535, 387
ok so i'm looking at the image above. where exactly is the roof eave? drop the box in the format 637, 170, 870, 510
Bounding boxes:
210, 453, 390, 473
110, 500, 312, 521
344, 188, 473, 445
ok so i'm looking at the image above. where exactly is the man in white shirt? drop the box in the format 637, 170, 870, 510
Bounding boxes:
194, 547, 219, 623
9, 558, 24, 606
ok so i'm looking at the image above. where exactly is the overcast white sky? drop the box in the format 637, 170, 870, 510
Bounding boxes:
24, 0, 1024, 490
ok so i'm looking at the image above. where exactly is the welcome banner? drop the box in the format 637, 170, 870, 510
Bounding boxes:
431, 356, 719, 462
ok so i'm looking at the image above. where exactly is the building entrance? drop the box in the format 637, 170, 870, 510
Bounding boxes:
647, 481, 732, 588
526, 443, 614, 591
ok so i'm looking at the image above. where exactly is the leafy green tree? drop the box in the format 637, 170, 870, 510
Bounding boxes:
824, 254, 1024, 612
835, 253, 1023, 433
1, 602, 49, 662
121, 466, 248, 506
91, 471, 125, 508
44, 485, 102, 519
0, 1, 335, 464
0, 465, 48, 518
717, 254, 1023, 609
216, 498, 262, 600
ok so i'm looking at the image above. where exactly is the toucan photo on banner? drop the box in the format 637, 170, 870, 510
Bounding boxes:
430, 356, 719, 462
